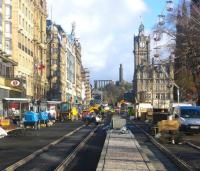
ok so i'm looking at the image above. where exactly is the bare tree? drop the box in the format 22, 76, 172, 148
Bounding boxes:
102, 83, 132, 105
153, 0, 200, 104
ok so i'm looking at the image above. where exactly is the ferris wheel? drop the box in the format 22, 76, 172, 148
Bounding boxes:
152, 0, 175, 64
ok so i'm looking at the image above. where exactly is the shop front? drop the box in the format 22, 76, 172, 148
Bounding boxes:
2, 98, 31, 122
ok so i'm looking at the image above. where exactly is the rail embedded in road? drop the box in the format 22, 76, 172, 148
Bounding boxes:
55, 126, 99, 171
3, 125, 85, 171
132, 121, 196, 171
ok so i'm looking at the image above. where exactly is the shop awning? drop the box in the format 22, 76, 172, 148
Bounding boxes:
3, 98, 31, 102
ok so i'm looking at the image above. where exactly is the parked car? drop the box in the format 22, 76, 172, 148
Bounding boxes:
172, 106, 200, 133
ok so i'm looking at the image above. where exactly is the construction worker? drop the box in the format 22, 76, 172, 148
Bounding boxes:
71, 106, 78, 121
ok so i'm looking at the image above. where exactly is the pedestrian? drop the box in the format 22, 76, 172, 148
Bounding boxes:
71, 106, 78, 121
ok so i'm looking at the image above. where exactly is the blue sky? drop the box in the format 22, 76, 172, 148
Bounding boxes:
47, 0, 178, 83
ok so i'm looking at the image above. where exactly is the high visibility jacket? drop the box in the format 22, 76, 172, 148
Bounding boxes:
72, 107, 78, 116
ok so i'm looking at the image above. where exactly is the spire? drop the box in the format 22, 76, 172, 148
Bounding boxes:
182, 0, 187, 17
177, 4, 181, 17
71, 22, 76, 37
139, 22, 144, 35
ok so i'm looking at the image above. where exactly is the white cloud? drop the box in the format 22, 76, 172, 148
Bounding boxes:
62, 14, 102, 36
124, 0, 147, 14
72, 0, 95, 8
47, 0, 149, 82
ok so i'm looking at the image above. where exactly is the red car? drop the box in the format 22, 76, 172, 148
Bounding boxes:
80, 110, 90, 119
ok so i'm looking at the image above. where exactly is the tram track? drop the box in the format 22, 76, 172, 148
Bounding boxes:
3, 124, 98, 171
185, 141, 200, 151
55, 126, 98, 171
131, 120, 200, 171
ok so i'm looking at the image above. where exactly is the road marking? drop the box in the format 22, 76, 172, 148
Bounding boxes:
3, 124, 85, 171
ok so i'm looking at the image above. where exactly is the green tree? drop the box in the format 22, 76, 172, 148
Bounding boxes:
102, 82, 132, 105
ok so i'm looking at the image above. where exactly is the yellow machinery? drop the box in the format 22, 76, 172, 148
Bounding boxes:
0, 119, 11, 127
157, 120, 180, 133
156, 119, 181, 144
89, 104, 100, 113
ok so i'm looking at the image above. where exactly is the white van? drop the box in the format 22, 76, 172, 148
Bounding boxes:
170, 103, 192, 115
173, 106, 200, 133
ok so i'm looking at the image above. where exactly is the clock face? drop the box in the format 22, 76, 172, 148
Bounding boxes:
139, 42, 146, 48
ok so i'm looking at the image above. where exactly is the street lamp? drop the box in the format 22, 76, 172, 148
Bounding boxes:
176, 84, 180, 104
168, 82, 180, 104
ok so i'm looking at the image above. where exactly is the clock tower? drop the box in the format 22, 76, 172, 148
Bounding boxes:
133, 23, 151, 103
134, 23, 150, 68
133, 23, 174, 112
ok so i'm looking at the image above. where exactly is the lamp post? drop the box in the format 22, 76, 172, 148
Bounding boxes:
177, 87, 180, 104
170, 82, 180, 104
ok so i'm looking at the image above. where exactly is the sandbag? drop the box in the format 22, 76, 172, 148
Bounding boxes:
0, 127, 7, 138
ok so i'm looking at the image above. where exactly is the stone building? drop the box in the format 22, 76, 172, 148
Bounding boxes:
67, 23, 84, 105
46, 21, 87, 105
32, 0, 48, 100
46, 20, 67, 101
94, 80, 114, 89
81, 67, 91, 106
0, 0, 19, 114
74, 34, 82, 104
133, 23, 174, 110
66, 24, 76, 104
11, 0, 47, 98
12, 0, 34, 97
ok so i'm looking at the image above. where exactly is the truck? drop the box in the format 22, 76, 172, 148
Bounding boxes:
59, 102, 71, 121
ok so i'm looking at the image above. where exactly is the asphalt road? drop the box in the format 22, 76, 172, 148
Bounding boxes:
132, 119, 200, 170
16, 125, 95, 171
0, 120, 84, 170
64, 113, 112, 171
127, 120, 180, 171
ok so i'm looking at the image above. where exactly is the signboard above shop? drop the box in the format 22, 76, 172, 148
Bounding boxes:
5, 79, 22, 90
11, 80, 20, 87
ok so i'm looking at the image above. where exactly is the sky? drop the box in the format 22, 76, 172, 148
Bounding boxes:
47, 0, 178, 83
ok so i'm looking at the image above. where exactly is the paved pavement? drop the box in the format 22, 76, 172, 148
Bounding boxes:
0, 121, 83, 170
97, 129, 155, 171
